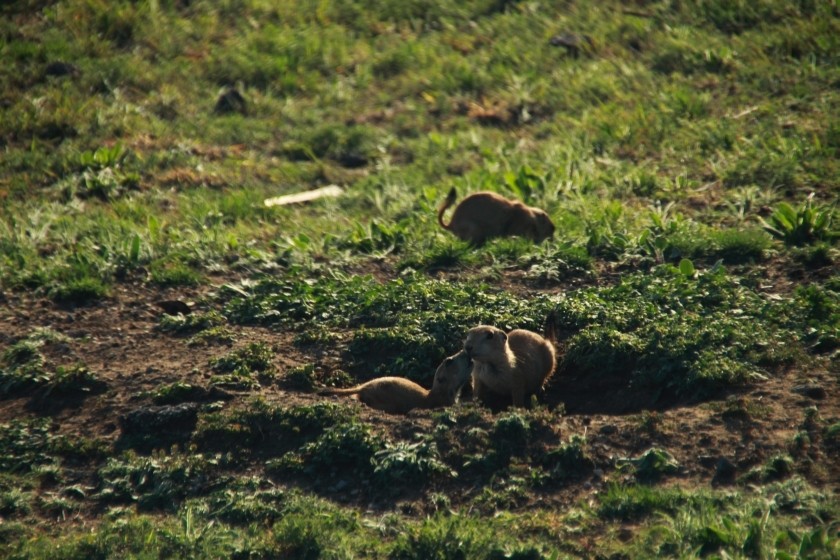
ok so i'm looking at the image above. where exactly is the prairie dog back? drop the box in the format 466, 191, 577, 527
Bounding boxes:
465, 325, 556, 407
438, 189, 555, 245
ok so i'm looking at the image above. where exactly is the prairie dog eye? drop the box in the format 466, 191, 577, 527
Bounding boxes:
485, 331, 494, 339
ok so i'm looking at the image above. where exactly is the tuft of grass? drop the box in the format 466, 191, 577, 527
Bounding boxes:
150, 260, 203, 287
48, 275, 110, 304
598, 483, 721, 521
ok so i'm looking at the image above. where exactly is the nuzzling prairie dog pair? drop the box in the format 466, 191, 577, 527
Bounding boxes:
320, 350, 472, 415
438, 188, 556, 245
464, 325, 556, 408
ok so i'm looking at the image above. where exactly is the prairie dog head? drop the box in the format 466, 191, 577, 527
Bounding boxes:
431, 350, 472, 397
464, 325, 508, 362
532, 210, 556, 242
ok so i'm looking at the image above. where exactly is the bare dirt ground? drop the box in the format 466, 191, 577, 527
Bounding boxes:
0, 266, 837, 521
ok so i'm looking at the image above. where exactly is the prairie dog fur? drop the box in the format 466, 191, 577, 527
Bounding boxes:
437, 188, 555, 244
320, 350, 472, 415
464, 325, 556, 408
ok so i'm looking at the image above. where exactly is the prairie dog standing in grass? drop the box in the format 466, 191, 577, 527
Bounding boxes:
320, 351, 472, 415
437, 188, 555, 245
464, 325, 556, 408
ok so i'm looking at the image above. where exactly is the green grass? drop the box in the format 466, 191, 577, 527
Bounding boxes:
1, 334, 104, 398
556, 264, 796, 403
1, 0, 839, 558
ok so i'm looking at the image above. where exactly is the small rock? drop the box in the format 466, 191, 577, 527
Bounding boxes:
119, 403, 200, 436
214, 86, 247, 115
337, 152, 368, 168
599, 424, 618, 435
618, 527, 633, 542
593, 468, 604, 479
792, 383, 826, 400
549, 32, 594, 57
155, 300, 192, 315
698, 455, 718, 469
713, 457, 737, 484
45, 61, 79, 78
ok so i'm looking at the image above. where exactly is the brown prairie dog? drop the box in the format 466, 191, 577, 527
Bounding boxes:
464, 325, 556, 408
437, 188, 555, 245
319, 350, 472, 415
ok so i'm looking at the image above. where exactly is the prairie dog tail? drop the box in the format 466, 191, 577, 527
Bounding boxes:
437, 187, 458, 230
319, 386, 362, 396
543, 310, 558, 346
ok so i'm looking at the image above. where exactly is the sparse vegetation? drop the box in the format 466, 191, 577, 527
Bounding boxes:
1, 0, 838, 557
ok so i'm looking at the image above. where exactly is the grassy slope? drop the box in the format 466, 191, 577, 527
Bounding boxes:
1, 0, 839, 558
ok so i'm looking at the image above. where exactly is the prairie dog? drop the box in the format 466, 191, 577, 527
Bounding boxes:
320, 350, 472, 415
437, 188, 555, 244
464, 325, 556, 408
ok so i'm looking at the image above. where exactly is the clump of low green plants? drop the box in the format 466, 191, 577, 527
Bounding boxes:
158, 310, 226, 335
150, 260, 203, 287
283, 363, 317, 391
201, 481, 287, 525
62, 144, 140, 201
151, 382, 205, 405
0, 339, 46, 395
616, 447, 681, 482
48, 275, 110, 305
96, 448, 222, 511
556, 264, 792, 405
283, 123, 375, 167
490, 412, 533, 461
188, 326, 236, 347
0, 418, 57, 474
232, 492, 366, 559
373, 439, 455, 487
540, 435, 593, 482
760, 194, 837, 246
618, 477, 839, 559
1, 336, 104, 398
598, 483, 721, 521
337, 218, 410, 255
222, 273, 554, 380
268, 420, 384, 482
194, 399, 358, 457
209, 342, 275, 390
742, 454, 795, 483
524, 243, 593, 285
37, 363, 106, 398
